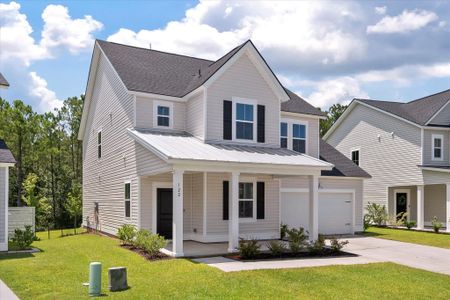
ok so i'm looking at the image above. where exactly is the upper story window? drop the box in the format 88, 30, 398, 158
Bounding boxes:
236, 103, 254, 140
351, 149, 360, 166
432, 134, 443, 161
292, 124, 306, 153
280, 122, 288, 148
239, 182, 254, 219
97, 129, 102, 159
153, 100, 173, 129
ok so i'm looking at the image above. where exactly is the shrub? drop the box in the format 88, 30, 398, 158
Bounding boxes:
267, 240, 286, 257
396, 212, 408, 226
308, 234, 326, 255
280, 223, 289, 240
363, 214, 371, 232
404, 220, 416, 230
117, 224, 136, 245
238, 238, 260, 259
134, 229, 167, 257
366, 203, 388, 226
431, 216, 442, 233
330, 237, 349, 253
11, 225, 35, 250
287, 227, 308, 254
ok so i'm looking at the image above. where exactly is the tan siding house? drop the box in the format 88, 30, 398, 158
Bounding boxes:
79, 40, 370, 257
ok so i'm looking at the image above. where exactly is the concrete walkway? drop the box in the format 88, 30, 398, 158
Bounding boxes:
194, 237, 450, 275
0, 280, 19, 300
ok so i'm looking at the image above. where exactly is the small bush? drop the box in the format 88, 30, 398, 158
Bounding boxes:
366, 203, 388, 226
134, 229, 167, 256
267, 240, 286, 256
330, 237, 349, 253
431, 216, 442, 233
287, 227, 308, 254
280, 223, 289, 240
404, 220, 416, 230
11, 225, 35, 250
238, 238, 260, 259
117, 224, 136, 245
308, 234, 326, 255
395, 212, 408, 226
363, 215, 370, 232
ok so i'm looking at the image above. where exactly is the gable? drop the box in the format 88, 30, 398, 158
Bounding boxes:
427, 99, 450, 126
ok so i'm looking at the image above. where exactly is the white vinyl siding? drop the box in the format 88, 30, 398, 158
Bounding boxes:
186, 92, 205, 139
327, 104, 422, 208
82, 52, 140, 235
0, 168, 5, 243
135, 96, 186, 131
206, 53, 280, 147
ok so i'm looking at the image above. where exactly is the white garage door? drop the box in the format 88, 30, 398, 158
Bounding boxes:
281, 191, 353, 235
281, 192, 309, 230
319, 193, 353, 235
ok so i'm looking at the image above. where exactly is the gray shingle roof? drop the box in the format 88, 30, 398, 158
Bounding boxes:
357, 89, 450, 126
97, 40, 323, 117
0, 73, 9, 87
320, 139, 370, 178
0, 139, 16, 164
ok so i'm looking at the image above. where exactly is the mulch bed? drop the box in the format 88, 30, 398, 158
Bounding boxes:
226, 249, 357, 261
120, 244, 171, 261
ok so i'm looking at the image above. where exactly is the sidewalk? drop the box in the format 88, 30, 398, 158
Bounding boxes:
0, 279, 19, 300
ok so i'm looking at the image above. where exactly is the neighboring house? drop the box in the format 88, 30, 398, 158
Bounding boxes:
324, 89, 450, 232
0, 72, 10, 89
79, 39, 369, 257
0, 139, 16, 251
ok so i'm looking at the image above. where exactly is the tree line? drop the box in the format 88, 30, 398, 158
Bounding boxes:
0, 96, 83, 231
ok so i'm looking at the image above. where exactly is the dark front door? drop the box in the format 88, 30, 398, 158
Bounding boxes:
157, 188, 173, 239
396, 192, 408, 219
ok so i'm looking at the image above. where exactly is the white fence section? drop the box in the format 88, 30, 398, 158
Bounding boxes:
8, 207, 35, 235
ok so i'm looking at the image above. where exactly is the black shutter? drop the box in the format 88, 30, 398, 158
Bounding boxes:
257, 181, 265, 219
257, 105, 265, 143
223, 100, 232, 140
223, 181, 229, 220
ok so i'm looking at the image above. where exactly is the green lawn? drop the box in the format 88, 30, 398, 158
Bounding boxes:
365, 226, 450, 249
0, 231, 449, 299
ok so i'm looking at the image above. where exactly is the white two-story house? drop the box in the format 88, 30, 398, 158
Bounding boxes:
79, 40, 369, 257
324, 90, 450, 232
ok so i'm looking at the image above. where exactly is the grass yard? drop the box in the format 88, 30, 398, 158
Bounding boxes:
365, 226, 450, 249
0, 230, 449, 299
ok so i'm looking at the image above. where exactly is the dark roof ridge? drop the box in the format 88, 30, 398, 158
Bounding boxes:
96, 39, 214, 63
355, 98, 405, 104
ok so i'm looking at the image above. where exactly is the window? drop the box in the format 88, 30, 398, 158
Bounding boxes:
239, 182, 254, 219
292, 124, 306, 153
351, 149, 360, 166
124, 182, 131, 218
157, 105, 170, 127
97, 130, 102, 159
236, 103, 254, 140
280, 122, 288, 148
432, 134, 443, 160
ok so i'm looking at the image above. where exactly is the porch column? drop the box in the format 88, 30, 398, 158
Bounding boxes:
172, 169, 184, 257
416, 185, 424, 230
309, 175, 319, 241
446, 184, 450, 233
228, 171, 239, 252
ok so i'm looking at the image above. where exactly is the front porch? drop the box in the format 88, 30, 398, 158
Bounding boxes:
388, 183, 450, 231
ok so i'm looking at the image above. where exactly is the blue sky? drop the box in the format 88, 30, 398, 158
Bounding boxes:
1, 0, 449, 112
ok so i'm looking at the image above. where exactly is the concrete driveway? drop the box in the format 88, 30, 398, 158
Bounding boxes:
344, 237, 450, 276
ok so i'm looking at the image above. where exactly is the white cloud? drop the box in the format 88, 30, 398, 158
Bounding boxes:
107, 1, 365, 64
29, 72, 63, 112
375, 6, 386, 15
367, 9, 438, 34
40, 4, 103, 54
300, 77, 368, 108
0, 1, 48, 66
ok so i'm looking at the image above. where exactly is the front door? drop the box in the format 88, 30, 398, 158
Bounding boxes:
157, 188, 173, 239
396, 192, 408, 219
